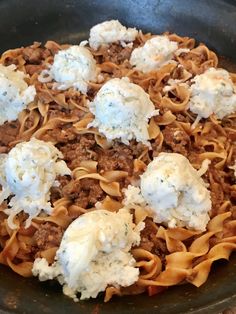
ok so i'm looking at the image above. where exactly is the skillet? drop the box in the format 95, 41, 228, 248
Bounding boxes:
0, 0, 235, 313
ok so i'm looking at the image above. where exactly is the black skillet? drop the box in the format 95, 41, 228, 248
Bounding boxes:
0, 0, 236, 313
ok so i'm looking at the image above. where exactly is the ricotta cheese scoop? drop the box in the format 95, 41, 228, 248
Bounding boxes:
32, 208, 144, 300
0, 138, 71, 229
89, 20, 138, 50
130, 36, 178, 73
39, 45, 98, 94
88, 77, 159, 146
124, 153, 211, 231
189, 67, 236, 119
0, 64, 36, 125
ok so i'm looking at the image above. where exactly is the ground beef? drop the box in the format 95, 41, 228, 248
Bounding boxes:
204, 127, 220, 141
50, 176, 71, 203
62, 178, 105, 208
172, 65, 185, 80
120, 283, 146, 296
179, 49, 208, 74
0, 121, 20, 148
209, 179, 225, 216
175, 113, 190, 122
231, 206, 236, 220
46, 107, 72, 119
23, 110, 41, 131
43, 126, 77, 143
140, 218, 168, 263
162, 125, 190, 156
44, 41, 61, 55
47, 105, 85, 119
212, 168, 234, 191
227, 130, 236, 142
33, 222, 63, 251
57, 175, 71, 189
25, 64, 43, 76
61, 179, 82, 199
97, 142, 134, 174
208, 167, 236, 215
129, 141, 149, 159
59, 134, 97, 169
22, 45, 50, 64
103, 44, 132, 64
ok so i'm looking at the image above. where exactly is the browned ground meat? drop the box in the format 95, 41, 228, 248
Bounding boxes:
62, 178, 105, 208
43, 126, 78, 143
61, 179, 82, 199
140, 218, 168, 263
208, 167, 235, 215
231, 206, 236, 220
162, 125, 190, 156
97, 142, 134, 174
209, 183, 224, 216
172, 65, 185, 80
33, 222, 63, 250
175, 113, 190, 122
103, 44, 132, 64
25, 64, 43, 76
59, 134, 97, 169
47, 107, 85, 119
0, 121, 19, 149
50, 176, 71, 203
50, 186, 63, 204
22, 45, 50, 64
120, 283, 146, 296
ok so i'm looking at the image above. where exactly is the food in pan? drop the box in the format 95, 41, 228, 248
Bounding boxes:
0, 19, 235, 302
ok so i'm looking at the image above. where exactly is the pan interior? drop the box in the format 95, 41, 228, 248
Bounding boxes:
0, 0, 236, 313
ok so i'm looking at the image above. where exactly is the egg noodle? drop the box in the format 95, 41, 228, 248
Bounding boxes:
0, 31, 235, 301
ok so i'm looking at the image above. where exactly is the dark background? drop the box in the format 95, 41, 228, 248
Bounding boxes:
0, 0, 236, 61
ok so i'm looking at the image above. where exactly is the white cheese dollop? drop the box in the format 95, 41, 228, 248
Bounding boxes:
0, 64, 36, 125
189, 67, 236, 119
32, 208, 144, 300
124, 153, 211, 231
39, 45, 97, 94
88, 77, 159, 146
130, 36, 178, 73
0, 138, 71, 229
123, 185, 146, 207
89, 20, 138, 50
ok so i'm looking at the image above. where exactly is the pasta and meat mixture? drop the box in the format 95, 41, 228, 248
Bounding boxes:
0, 22, 235, 302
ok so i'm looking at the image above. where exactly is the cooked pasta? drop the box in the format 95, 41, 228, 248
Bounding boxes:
0, 27, 235, 302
